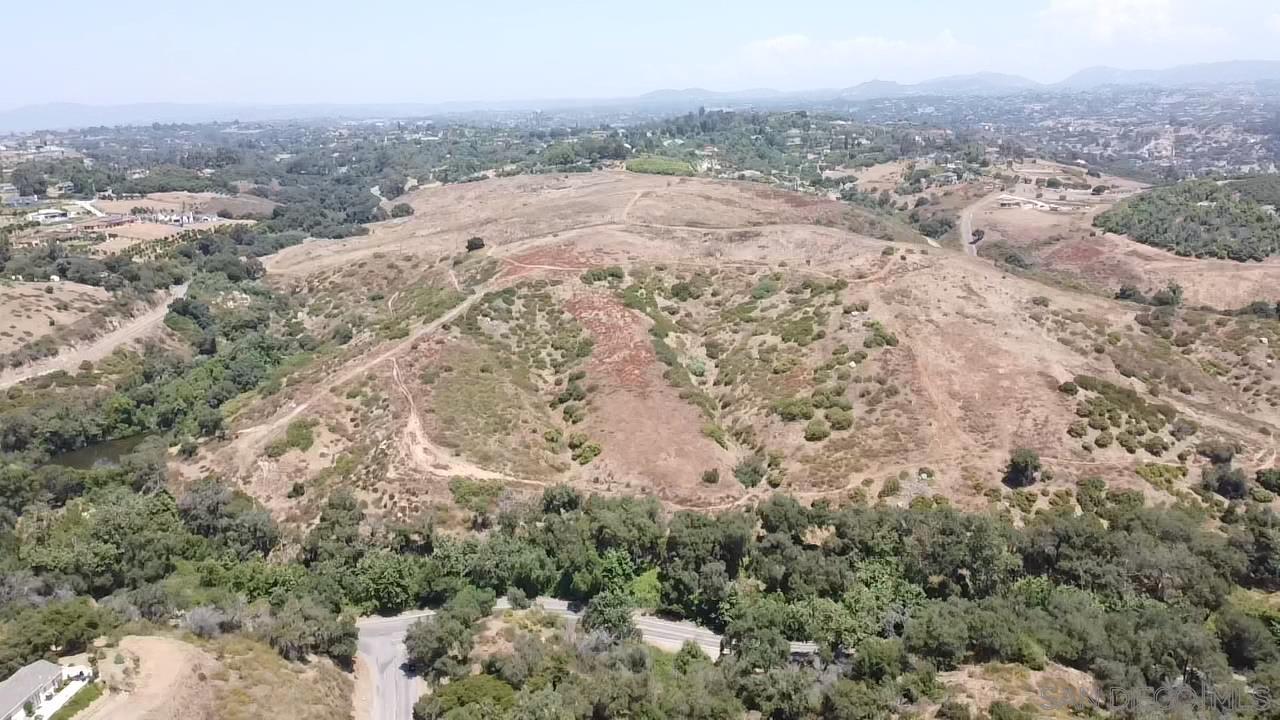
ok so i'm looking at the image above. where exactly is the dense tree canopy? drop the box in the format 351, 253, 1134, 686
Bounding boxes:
1095, 180, 1280, 261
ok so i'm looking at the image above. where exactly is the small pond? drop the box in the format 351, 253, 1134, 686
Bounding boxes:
50, 435, 150, 470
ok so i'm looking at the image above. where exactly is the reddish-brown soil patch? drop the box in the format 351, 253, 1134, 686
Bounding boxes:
499, 246, 593, 280
1043, 238, 1107, 265
566, 291, 654, 390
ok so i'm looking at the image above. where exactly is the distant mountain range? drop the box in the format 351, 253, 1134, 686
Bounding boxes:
3, 60, 1280, 133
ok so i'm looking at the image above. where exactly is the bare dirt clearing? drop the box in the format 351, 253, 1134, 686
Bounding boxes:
80, 636, 218, 720
847, 160, 911, 192
80, 635, 351, 720
939, 662, 1098, 719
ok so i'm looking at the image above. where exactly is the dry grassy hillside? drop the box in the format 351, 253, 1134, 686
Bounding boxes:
181, 171, 1280, 525
0, 281, 112, 355
81, 635, 350, 720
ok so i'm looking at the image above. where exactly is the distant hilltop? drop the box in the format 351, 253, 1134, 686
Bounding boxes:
3, 60, 1280, 132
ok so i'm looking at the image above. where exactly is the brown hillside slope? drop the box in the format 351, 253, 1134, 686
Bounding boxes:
181, 172, 1280, 525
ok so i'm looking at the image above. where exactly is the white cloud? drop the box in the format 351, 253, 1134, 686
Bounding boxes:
1040, 0, 1226, 44
1268, 13, 1280, 34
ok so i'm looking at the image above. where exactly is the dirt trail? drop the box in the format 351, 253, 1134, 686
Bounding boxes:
502, 258, 588, 272
78, 636, 213, 720
959, 191, 1003, 256
0, 283, 188, 390
390, 356, 518, 482
235, 291, 485, 455
622, 190, 647, 223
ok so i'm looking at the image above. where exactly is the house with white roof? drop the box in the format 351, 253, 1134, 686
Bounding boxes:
0, 661, 62, 720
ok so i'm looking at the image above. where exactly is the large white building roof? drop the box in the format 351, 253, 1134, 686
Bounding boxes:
0, 660, 62, 718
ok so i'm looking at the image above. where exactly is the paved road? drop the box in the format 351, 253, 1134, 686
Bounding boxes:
958, 190, 1003, 256
357, 611, 430, 720
0, 283, 189, 390
356, 598, 817, 720
73, 200, 106, 218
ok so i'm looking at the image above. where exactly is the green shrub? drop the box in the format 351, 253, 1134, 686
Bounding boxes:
265, 419, 317, 458
804, 418, 831, 442
576, 440, 604, 461
771, 396, 814, 422
701, 423, 728, 449
878, 476, 901, 498
1142, 434, 1170, 456
750, 278, 780, 300
811, 384, 852, 410
987, 701, 1036, 720
936, 699, 973, 720
862, 321, 899, 348
1257, 468, 1280, 493
562, 403, 586, 424
826, 407, 854, 431
734, 456, 767, 488
581, 266, 626, 284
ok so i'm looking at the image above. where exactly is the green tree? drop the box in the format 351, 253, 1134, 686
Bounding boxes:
405, 613, 475, 682
266, 596, 356, 664
723, 598, 790, 671
903, 601, 970, 670
354, 549, 421, 613
819, 679, 891, 720
1003, 448, 1042, 488
580, 589, 637, 641
414, 674, 515, 719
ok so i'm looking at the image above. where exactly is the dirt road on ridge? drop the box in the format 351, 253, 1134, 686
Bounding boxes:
0, 283, 189, 390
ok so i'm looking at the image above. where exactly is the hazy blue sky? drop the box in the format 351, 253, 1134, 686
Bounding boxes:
7, 0, 1280, 108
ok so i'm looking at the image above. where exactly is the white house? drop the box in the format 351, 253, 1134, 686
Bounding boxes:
0, 661, 93, 720
25, 208, 70, 225
0, 661, 62, 720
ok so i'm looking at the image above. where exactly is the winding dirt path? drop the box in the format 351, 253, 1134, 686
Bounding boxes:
235, 290, 486, 453
959, 190, 1003, 256
621, 190, 647, 223
0, 283, 188, 390
390, 356, 518, 482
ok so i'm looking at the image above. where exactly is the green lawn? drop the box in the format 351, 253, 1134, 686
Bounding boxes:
625, 156, 695, 176
49, 682, 103, 720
